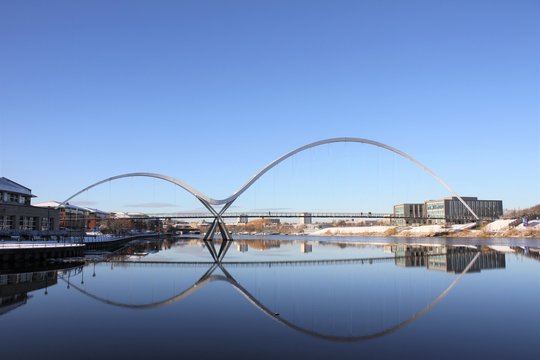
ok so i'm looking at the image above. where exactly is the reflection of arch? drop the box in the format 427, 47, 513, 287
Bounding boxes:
60, 137, 479, 219
62, 253, 480, 342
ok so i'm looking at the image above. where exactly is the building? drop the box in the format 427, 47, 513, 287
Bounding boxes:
83, 208, 110, 231
393, 196, 503, 225
237, 214, 249, 224
300, 212, 312, 225
393, 203, 425, 226
34, 201, 88, 232
265, 218, 281, 226
424, 197, 503, 224
0, 177, 59, 238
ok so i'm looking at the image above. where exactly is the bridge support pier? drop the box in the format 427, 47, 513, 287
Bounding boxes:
199, 199, 234, 263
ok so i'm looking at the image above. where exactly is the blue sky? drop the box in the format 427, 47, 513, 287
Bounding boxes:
1, 0, 539, 214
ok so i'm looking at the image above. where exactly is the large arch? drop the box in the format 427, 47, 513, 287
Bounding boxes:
60, 137, 479, 220
221, 137, 478, 219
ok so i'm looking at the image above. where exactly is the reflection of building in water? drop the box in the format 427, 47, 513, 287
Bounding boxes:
249, 240, 281, 251
391, 245, 505, 273
427, 247, 505, 273
511, 246, 540, 262
300, 243, 312, 253
236, 243, 248, 253
0, 270, 58, 316
392, 245, 427, 267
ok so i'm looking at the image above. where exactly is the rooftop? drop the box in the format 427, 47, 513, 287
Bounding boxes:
0, 177, 35, 197
34, 200, 88, 211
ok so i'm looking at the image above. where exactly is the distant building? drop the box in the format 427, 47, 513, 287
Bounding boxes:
237, 214, 249, 224
300, 212, 312, 225
83, 207, 110, 231
34, 201, 87, 232
425, 197, 503, 224
393, 204, 425, 226
265, 218, 281, 225
0, 177, 59, 237
393, 197, 503, 225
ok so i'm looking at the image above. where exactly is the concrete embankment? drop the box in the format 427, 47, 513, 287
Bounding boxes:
0, 233, 164, 263
0, 243, 86, 263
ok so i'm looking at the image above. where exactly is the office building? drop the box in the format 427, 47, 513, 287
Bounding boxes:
0, 177, 59, 237
34, 201, 88, 232
424, 197, 503, 224
393, 203, 425, 226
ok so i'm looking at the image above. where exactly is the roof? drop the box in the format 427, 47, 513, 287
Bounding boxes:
34, 200, 87, 211
110, 212, 148, 218
82, 207, 110, 215
0, 177, 35, 197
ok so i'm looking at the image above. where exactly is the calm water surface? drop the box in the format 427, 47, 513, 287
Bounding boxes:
1, 236, 539, 359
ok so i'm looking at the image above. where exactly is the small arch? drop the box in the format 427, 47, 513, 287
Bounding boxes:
59, 172, 214, 208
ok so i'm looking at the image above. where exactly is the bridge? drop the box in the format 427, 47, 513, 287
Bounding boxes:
60, 137, 481, 262
139, 211, 452, 220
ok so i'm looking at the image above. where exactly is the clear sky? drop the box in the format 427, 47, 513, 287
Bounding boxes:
1, 0, 539, 214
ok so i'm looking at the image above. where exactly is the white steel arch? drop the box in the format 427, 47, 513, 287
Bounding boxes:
59, 172, 212, 208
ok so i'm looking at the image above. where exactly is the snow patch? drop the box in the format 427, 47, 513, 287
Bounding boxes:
483, 219, 515, 233
311, 226, 394, 236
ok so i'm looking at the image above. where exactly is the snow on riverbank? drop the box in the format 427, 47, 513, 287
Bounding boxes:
483, 219, 516, 233
310, 223, 477, 237
311, 226, 395, 236
397, 223, 476, 237
309, 220, 538, 238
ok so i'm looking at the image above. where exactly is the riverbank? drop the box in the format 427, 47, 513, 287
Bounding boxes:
309, 219, 540, 238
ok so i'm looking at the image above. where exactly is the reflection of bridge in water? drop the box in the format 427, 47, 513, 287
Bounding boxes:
60, 246, 497, 342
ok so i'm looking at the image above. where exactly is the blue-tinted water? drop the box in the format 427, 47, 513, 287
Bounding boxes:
1, 237, 539, 359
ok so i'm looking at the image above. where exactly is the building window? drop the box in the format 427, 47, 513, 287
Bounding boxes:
42, 217, 49, 231
30, 217, 38, 230
19, 216, 37, 230
1, 216, 14, 230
